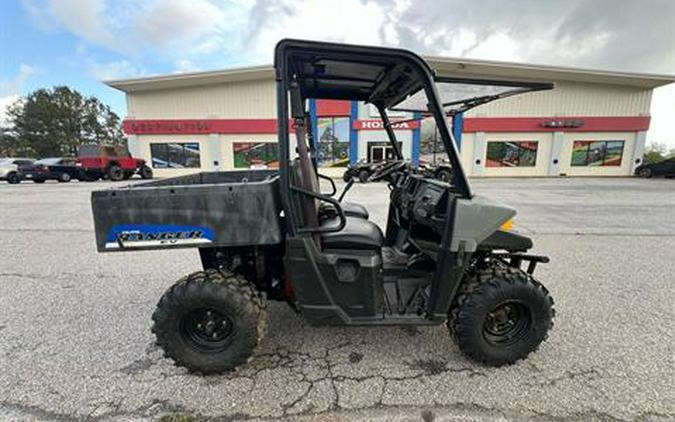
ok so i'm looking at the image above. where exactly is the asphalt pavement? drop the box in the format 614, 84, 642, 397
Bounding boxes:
0, 176, 674, 422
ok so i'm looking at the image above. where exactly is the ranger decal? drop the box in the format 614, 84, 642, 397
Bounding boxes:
105, 224, 214, 249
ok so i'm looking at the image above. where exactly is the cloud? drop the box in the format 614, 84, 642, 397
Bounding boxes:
87, 59, 145, 81
0, 64, 37, 97
0, 64, 36, 126
22, 0, 117, 50
0, 95, 20, 126
22, 0, 249, 62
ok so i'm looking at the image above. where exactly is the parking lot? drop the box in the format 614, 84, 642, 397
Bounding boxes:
1, 177, 674, 422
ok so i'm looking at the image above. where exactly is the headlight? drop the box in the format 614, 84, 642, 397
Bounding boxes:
500, 219, 514, 231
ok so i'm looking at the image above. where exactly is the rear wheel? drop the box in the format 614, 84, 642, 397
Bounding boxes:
108, 165, 124, 181
638, 168, 652, 178
358, 169, 369, 183
6, 172, 21, 184
152, 269, 267, 374
448, 264, 554, 366
139, 165, 153, 179
58, 172, 71, 183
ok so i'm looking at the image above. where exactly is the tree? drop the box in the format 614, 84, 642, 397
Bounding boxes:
5, 86, 124, 157
643, 142, 668, 164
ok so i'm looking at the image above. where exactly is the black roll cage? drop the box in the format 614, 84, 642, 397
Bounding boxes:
274, 39, 472, 236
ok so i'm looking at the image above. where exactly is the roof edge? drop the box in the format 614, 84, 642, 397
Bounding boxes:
104, 57, 675, 93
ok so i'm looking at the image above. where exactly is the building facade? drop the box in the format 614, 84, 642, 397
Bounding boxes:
108, 58, 674, 178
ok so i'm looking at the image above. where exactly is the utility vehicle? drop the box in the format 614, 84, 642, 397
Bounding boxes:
343, 159, 395, 183
91, 40, 555, 374
78, 144, 153, 181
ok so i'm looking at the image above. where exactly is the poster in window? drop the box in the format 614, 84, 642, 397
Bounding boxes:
233, 142, 278, 169
317, 117, 349, 167
571, 140, 624, 167
486, 141, 538, 167
150, 143, 201, 168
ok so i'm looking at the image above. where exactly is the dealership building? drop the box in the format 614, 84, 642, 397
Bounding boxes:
107, 56, 674, 178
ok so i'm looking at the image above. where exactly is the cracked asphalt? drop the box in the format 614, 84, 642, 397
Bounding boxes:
1, 177, 674, 422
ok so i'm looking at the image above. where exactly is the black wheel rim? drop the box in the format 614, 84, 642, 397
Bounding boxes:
482, 301, 532, 346
180, 308, 234, 353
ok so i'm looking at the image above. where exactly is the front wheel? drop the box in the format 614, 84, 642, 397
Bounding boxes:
448, 265, 554, 366
152, 269, 267, 374
58, 172, 71, 183
139, 165, 153, 179
358, 169, 369, 183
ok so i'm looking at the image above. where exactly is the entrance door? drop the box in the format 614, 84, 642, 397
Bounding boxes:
370, 145, 395, 162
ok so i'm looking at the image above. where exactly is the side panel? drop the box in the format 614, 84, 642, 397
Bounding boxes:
285, 237, 383, 325
92, 172, 282, 252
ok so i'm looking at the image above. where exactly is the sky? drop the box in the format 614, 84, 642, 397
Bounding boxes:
1, 0, 674, 147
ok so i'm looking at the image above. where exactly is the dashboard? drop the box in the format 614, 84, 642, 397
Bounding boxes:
391, 174, 453, 232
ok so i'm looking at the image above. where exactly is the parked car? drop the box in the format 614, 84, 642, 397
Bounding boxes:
635, 157, 675, 178
77, 144, 153, 182
343, 160, 392, 183
0, 158, 34, 184
23, 157, 83, 183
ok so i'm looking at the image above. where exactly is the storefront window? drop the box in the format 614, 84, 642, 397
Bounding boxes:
486, 141, 538, 167
150, 143, 201, 168
571, 140, 624, 166
317, 117, 350, 167
233, 142, 278, 169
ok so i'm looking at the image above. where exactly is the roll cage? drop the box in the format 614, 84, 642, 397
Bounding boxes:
274, 39, 553, 235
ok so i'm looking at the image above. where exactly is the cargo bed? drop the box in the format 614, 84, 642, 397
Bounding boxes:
91, 170, 282, 252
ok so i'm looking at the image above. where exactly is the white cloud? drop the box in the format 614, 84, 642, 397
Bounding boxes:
22, 0, 117, 50
0, 64, 36, 125
22, 0, 249, 61
0, 95, 20, 126
646, 84, 675, 148
173, 59, 199, 74
244, 0, 385, 62
87, 59, 145, 81
0, 64, 37, 97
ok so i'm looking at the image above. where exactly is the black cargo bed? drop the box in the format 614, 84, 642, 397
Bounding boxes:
91, 170, 282, 252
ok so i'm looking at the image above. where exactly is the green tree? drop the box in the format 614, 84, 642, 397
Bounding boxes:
5, 86, 124, 157
643, 142, 668, 164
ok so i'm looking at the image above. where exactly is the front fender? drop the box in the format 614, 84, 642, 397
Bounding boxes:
478, 230, 533, 252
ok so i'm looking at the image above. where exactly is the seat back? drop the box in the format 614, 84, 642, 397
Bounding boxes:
291, 117, 320, 230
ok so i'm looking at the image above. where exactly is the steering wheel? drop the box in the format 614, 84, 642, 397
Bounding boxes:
368, 160, 407, 182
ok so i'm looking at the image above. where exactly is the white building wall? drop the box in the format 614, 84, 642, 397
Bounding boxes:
465, 81, 652, 117
127, 79, 277, 119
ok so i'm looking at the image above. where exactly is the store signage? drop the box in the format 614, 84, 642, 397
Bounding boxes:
354, 119, 420, 130
540, 119, 584, 129
124, 120, 214, 134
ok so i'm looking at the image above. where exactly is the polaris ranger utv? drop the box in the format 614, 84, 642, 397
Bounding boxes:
91, 39, 555, 374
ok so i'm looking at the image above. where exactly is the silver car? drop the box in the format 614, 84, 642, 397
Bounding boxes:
0, 158, 34, 184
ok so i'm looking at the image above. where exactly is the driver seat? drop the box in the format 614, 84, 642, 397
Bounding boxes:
290, 160, 383, 251
290, 158, 369, 219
